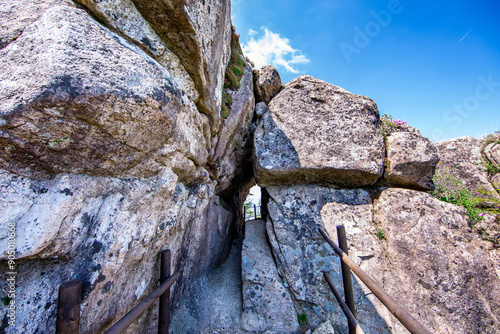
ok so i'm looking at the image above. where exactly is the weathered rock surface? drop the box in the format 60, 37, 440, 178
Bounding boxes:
129, 0, 232, 129
0, 0, 75, 49
253, 65, 282, 104
383, 131, 440, 190
371, 188, 500, 333
241, 220, 300, 333
211, 61, 254, 194
0, 1, 254, 333
74, 0, 198, 101
435, 137, 500, 199
265, 185, 391, 332
254, 75, 385, 188
0, 5, 210, 182
0, 169, 233, 333
484, 142, 500, 170
312, 321, 336, 334
255, 102, 269, 117
263, 184, 500, 333
493, 173, 500, 191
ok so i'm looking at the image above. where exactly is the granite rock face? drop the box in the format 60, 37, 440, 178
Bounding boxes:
129, 0, 232, 130
253, 65, 282, 104
0, 5, 210, 183
254, 76, 385, 188
372, 188, 500, 333
435, 137, 500, 200
265, 185, 391, 332
211, 61, 255, 195
484, 141, 500, 170
261, 184, 500, 333
0, 0, 75, 49
241, 220, 299, 333
74, 0, 198, 101
383, 131, 440, 191
0, 169, 233, 333
0, 1, 253, 333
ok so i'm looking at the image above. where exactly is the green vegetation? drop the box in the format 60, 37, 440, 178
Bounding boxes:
1, 296, 11, 306
297, 313, 308, 325
430, 163, 486, 223
376, 229, 385, 240
380, 114, 407, 138
220, 26, 247, 120
482, 131, 500, 147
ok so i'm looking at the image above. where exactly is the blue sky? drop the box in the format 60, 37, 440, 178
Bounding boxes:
232, 0, 500, 141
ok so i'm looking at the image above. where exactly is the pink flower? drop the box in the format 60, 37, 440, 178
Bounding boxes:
392, 119, 407, 126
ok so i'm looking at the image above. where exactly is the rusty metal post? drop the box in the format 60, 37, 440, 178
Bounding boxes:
56, 280, 82, 334
158, 250, 171, 334
337, 225, 356, 334
254, 204, 257, 219
324, 273, 364, 334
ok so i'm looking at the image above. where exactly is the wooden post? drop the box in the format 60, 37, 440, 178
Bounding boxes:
244, 205, 247, 221
158, 250, 171, 334
254, 204, 257, 220
324, 273, 364, 334
319, 228, 431, 334
56, 280, 81, 334
337, 225, 356, 334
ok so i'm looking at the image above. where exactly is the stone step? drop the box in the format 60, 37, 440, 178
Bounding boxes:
241, 219, 300, 333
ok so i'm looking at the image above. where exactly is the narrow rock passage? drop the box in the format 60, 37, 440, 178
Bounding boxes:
205, 237, 244, 333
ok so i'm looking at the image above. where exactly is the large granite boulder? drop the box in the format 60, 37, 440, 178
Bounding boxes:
241, 220, 299, 333
484, 141, 500, 171
263, 185, 500, 333
265, 185, 391, 332
210, 60, 255, 194
0, 5, 210, 183
383, 131, 440, 191
254, 76, 385, 188
371, 188, 500, 333
74, 0, 198, 101
253, 65, 282, 104
124, 0, 232, 130
435, 137, 500, 200
0, 169, 233, 333
0, 1, 254, 333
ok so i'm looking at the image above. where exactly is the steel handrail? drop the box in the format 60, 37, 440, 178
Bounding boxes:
104, 272, 180, 334
319, 227, 431, 334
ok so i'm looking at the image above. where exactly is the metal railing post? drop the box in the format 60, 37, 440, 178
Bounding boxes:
319, 227, 431, 334
254, 204, 257, 219
324, 273, 364, 334
56, 280, 82, 334
158, 250, 171, 334
337, 225, 356, 334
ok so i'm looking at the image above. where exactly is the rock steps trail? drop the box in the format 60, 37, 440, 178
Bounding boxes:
172, 219, 305, 334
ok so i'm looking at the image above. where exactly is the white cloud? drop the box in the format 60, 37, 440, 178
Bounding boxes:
242, 28, 310, 73
248, 28, 258, 36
